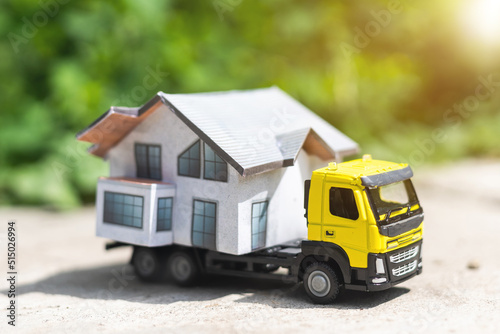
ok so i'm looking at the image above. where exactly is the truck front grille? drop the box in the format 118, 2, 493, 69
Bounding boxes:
389, 246, 419, 264
392, 260, 417, 277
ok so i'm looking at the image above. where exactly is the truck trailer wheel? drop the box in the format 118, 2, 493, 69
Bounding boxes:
303, 262, 340, 304
167, 251, 200, 286
132, 247, 163, 282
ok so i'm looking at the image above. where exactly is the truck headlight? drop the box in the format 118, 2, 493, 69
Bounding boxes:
376, 258, 385, 274
369, 254, 388, 284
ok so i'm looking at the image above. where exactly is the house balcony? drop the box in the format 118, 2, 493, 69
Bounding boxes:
95, 177, 176, 247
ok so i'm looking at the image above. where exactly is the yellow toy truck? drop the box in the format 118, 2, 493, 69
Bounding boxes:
118, 154, 423, 304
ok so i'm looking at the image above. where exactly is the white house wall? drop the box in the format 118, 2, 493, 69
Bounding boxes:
95, 179, 175, 247
107, 105, 240, 254
235, 150, 314, 254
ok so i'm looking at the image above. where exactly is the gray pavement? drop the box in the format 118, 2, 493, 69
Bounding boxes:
0, 159, 499, 334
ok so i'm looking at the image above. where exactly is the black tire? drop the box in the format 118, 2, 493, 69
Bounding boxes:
167, 251, 200, 286
303, 262, 340, 304
132, 247, 163, 282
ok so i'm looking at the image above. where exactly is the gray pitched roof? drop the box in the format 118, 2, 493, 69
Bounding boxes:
159, 87, 358, 176
77, 86, 359, 176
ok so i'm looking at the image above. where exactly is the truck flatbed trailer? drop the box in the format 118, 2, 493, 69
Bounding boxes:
204, 239, 304, 283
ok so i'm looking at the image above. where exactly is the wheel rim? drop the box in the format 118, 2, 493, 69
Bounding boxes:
136, 251, 155, 276
171, 255, 191, 281
308, 270, 331, 297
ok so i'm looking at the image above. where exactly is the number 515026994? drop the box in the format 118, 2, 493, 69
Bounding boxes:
7, 221, 16, 271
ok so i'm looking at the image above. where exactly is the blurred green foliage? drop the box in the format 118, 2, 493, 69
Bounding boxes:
1, 0, 499, 208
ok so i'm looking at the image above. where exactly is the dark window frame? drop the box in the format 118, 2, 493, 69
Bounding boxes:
103, 191, 144, 229
191, 199, 217, 250
203, 143, 228, 182
157, 197, 173, 231
329, 187, 359, 221
178, 140, 201, 178
251, 200, 268, 250
134, 143, 162, 180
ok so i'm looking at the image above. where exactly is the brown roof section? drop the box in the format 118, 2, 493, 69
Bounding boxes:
76, 96, 163, 158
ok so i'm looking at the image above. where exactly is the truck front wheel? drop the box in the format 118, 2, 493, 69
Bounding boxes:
303, 262, 340, 304
167, 251, 200, 286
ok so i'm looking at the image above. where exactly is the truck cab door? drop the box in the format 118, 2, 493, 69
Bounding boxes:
321, 184, 369, 268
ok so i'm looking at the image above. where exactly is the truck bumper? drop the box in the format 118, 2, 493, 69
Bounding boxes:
346, 240, 423, 292
364, 266, 422, 292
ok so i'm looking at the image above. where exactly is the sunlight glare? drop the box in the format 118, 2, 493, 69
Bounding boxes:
462, 0, 500, 44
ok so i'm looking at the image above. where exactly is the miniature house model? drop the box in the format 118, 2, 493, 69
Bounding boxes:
77, 87, 358, 255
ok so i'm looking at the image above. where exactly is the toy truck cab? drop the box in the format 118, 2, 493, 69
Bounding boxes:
303, 155, 423, 302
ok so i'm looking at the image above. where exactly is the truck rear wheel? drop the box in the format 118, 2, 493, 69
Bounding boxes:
132, 247, 163, 282
167, 251, 200, 286
303, 262, 340, 304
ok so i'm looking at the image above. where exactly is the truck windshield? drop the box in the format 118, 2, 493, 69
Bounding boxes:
366, 180, 420, 224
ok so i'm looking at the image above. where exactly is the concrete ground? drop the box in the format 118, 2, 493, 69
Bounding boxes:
0, 159, 499, 334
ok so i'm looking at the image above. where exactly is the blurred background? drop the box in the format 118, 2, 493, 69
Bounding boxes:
1, 0, 499, 209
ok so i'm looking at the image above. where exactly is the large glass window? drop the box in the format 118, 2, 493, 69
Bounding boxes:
192, 200, 216, 250
135, 143, 162, 180
178, 140, 201, 178
157, 197, 173, 231
329, 187, 359, 220
103, 192, 143, 228
366, 180, 420, 224
204, 143, 228, 182
251, 201, 268, 250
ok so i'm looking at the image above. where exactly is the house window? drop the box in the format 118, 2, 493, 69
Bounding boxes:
192, 200, 216, 250
251, 201, 268, 250
204, 143, 228, 182
157, 197, 173, 231
178, 140, 201, 178
103, 192, 143, 228
135, 143, 162, 180
329, 187, 359, 220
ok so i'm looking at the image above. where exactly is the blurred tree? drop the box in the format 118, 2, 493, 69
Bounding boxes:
0, 0, 499, 208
